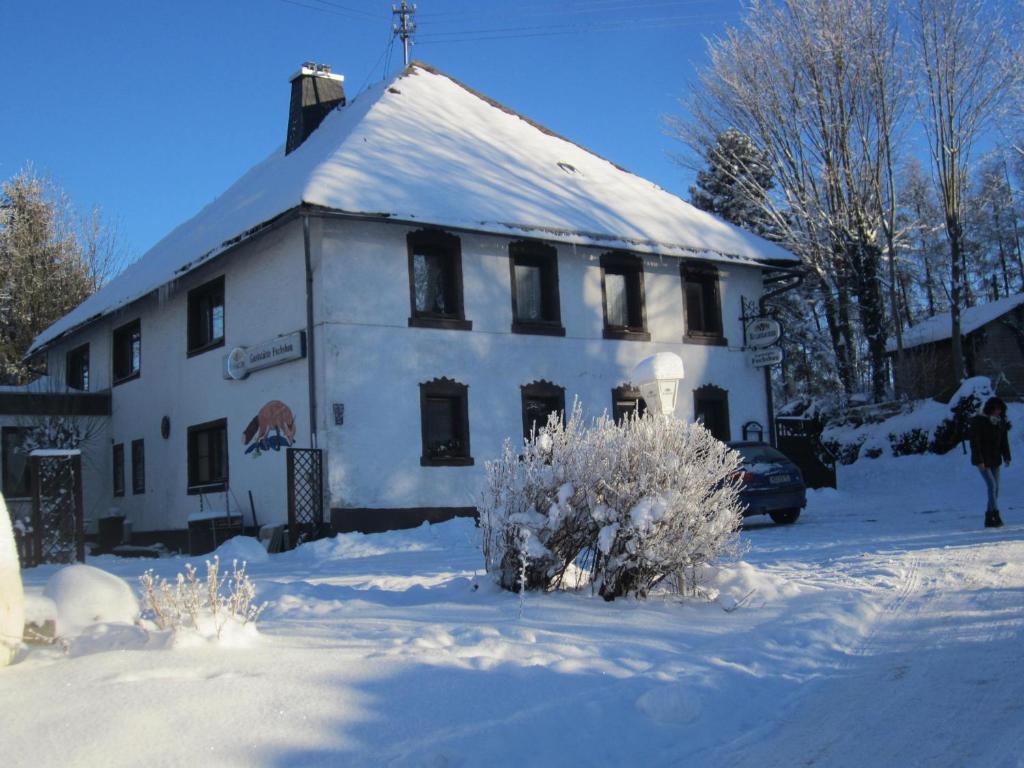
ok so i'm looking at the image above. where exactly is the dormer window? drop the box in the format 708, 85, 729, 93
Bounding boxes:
510, 241, 564, 336
407, 230, 471, 331
600, 253, 649, 342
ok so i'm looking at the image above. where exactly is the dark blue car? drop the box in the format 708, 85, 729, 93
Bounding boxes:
728, 441, 807, 525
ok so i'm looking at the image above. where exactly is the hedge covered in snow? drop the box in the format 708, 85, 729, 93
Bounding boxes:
480, 405, 745, 601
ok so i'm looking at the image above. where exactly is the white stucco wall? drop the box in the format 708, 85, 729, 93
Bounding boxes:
44, 220, 311, 533
318, 219, 770, 511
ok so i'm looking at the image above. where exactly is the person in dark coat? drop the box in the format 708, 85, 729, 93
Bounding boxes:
969, 396, 1012, 528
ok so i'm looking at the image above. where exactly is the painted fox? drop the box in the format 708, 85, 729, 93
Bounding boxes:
243, 400, 297, 446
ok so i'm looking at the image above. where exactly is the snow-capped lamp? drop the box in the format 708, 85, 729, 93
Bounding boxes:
631, 352, 685, 417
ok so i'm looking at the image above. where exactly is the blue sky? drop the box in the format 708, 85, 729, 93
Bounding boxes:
0, 0, 741, 261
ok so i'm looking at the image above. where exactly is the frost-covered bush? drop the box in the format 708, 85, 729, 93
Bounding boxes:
0, 495, 24, 666
480, 405, 745, 601
139, 557, 264, 640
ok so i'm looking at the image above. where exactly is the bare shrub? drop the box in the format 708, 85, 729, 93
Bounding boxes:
139, 557, 264, 640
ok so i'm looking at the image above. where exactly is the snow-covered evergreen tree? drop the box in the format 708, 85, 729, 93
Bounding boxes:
689, 128, 776, 238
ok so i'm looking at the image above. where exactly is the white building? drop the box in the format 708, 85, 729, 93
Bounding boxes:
25, 62, 798, 543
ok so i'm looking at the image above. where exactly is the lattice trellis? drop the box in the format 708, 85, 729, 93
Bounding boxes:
287, 448, 324, 547
29, 453, 85, 566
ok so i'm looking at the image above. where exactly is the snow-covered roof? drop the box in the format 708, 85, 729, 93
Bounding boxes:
889, 293, 1024, 352
30, 62, 796, 355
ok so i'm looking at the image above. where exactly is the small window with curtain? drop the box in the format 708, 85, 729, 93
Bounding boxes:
187, 276, 225, 356
419, 378, 473, 466
682, 263, 726, 345
112, 443, 125, 497
600, 253, 649, 341
408, 230, 471, 331
131, 439, 145, 495
66, 343, 90, 391
112, 319, 141, 384
187, 419, 228, 493
521, 380, 565, 440
2, 427, 31, 499
510, 241, 564, 336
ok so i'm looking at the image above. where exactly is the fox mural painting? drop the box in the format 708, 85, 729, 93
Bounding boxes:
244, 400, 297, 456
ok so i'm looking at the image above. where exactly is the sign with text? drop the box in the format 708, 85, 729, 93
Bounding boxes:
745, 317, 783, 348
223, 331, 306, 380
749, 346, 784, 368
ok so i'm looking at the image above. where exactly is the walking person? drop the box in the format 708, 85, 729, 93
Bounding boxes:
969, 396, 1012, 528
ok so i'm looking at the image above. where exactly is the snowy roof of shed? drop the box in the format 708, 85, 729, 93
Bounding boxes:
30, 62, 797, 354
888, 292, 1024, 352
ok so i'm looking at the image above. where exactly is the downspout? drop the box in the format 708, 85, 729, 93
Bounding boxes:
303, 213, 318, 449
758, 265, 804, 447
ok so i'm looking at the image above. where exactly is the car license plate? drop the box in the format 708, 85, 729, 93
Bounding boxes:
769, 474, 790, 485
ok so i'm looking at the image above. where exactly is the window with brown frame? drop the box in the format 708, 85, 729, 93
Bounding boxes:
682, 263, 726, 345
187, 419, 228, 493
2, 427, 31, 499
66, 343, 90, 391
600, 252, 649, 341
521, 380, 565, 440
112, 319, 141, 384
611, 385, 648, 425
509, 241, 564, 336
407, 230, 472, 331
131, 438, 145, 495
419, 378, 473, 466
112, 443, 125, 497
694, 384, 731, 442
187, 276, 225, 356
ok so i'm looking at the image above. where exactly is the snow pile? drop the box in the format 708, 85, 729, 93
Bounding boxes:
0, 495, 24, 666
288, 519, 472, 563
43, 565, 139, 637
214, 535, 269, 564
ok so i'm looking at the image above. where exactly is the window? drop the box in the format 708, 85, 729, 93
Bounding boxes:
131, 439, 145, 495
2, 428, 31, 498
112, 319, 141, 384
66, 343, 90, 391
612, 385, 648, 425
600, 253, 649, 341
694, 384, 731, 442
187, 276, 225, 356
521, 380, 565, 440
112, 443, 125, 497
419, 378, 472, 466
682, 263, 726, 344
509, 241, 564, 336
407, 230, 471, 331
187, 419, 228, 493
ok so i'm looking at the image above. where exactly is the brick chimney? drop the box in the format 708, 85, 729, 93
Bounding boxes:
285, 62, 346, 155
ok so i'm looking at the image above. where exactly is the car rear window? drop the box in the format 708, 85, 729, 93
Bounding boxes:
732, 444, 790, 464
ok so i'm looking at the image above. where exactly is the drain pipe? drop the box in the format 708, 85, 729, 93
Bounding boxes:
758, 265, 804, 447
303, 213, 318, 449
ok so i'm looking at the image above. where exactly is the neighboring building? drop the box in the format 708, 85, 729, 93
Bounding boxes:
890, 293, 1024, 401
26, 62, 797, 541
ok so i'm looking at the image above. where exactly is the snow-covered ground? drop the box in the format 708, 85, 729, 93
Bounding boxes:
4, 442, 1024, 767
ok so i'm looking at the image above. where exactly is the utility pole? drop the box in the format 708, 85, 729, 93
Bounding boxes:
393, 2, 417, 67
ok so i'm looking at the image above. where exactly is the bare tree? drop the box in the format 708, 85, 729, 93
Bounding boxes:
909, 0, 1021, 383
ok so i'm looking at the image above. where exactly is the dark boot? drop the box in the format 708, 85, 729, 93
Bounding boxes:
993, 509, 1005, 528
985, 510, 999, 528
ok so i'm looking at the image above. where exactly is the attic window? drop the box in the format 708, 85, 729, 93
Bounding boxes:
557, 162, 580, 176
